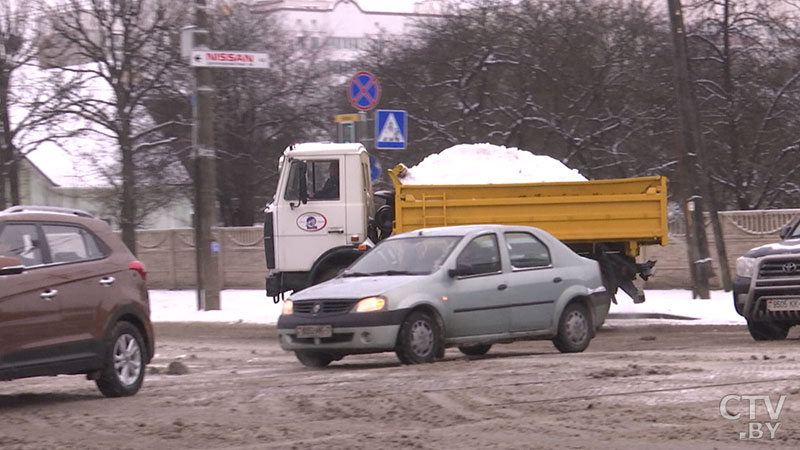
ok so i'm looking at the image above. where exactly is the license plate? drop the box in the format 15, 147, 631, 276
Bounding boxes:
766, 298, 800, 312
295, 325, 332, 338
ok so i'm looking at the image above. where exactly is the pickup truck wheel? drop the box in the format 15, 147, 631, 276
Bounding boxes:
747, 320, 790, 341
396, 311, 439, 364
458, 344, 492, 356
95, 322, 146, 397
295, 350, 335, 368
553, 302, 592, 353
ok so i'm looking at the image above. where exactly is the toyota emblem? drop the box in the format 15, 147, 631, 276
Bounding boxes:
783, 262, 798, 274
311, 303, 322, 315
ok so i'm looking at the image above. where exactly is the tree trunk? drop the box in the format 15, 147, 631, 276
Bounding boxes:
0, 73, 17, 207
119, 111, 137, 254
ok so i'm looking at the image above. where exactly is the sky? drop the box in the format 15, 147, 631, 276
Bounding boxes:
357, 0, 418, 13
149, 288, 747, 325
12, 63, 117, 188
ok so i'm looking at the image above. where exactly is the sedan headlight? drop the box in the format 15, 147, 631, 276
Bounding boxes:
354, 296, 386, 313
281, 299, 294, 315
736, 257, 758, 278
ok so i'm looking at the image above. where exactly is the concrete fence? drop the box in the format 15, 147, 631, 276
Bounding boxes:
135, 209, 800, 290
641, 209, 800, 289
136, 227, 267, 289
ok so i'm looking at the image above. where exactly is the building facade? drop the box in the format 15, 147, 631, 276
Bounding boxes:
252, 0, 445, 74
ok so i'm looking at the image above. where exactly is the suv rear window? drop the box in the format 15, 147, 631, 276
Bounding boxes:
43, 224, 107, 263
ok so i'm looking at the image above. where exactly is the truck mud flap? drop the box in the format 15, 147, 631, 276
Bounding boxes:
619, 278, 645, 304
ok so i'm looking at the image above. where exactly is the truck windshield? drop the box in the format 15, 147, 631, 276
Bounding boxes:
343, 236, 462, 276
284, 159, 340, 202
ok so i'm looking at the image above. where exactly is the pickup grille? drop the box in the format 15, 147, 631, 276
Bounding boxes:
755, 257, 800, 291
293, 299, 358, 315
749, 255, 800, 320
758, 258, 800, 279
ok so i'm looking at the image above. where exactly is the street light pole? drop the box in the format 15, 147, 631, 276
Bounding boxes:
667, 0, 712, 299
193, 0, 220, 310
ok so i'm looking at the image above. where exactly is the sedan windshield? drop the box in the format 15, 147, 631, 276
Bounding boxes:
344, 236, 462, 276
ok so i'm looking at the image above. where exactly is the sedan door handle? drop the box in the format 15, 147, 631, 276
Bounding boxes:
328, 228, 344, 234
40, 289, 58, 300
497, 284, 507, 291
99, 276, 116, 287
553, 277, 562, 283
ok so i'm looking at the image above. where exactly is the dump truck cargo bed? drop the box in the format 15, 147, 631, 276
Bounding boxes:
389, 170, 668, 257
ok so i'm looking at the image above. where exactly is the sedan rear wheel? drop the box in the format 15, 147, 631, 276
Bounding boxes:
553, 302, 592, 353
396, 311, 439, 364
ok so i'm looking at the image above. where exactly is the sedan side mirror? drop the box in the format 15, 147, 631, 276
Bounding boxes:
448, 264, 473, 278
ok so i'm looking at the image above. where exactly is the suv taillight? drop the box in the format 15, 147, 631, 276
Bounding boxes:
129, 261, 147, 281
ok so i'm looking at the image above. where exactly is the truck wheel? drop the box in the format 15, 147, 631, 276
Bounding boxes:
95, 322, 146, 397
295, 350, 335, 368
458, 344, 492, 356
747, 320, 790, 341
395, 311, 440, 364
553, 302, 592, 353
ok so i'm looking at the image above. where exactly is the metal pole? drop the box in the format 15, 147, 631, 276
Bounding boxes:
193, 0, 220, 310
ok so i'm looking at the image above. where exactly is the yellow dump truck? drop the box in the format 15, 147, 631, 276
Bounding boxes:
381, 165, 668, 302
264, 143, 668, 302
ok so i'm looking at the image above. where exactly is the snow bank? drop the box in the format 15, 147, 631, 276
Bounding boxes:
147, 289, 745, 326
401, 143, 586, 185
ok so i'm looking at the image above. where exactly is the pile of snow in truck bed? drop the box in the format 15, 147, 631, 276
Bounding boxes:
400, 143, 586, 184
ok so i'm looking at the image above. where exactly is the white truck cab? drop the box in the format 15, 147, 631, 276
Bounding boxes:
265, 143, 376, 297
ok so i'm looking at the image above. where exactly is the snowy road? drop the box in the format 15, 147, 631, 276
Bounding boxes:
1, 321, 796, 449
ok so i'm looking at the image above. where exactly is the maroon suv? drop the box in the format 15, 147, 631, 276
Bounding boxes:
0, 206, 154, 397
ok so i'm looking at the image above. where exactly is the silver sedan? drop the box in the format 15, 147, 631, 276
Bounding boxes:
277, 224, 610, 367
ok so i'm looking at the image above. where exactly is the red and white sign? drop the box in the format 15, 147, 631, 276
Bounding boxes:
191, 51, 269, 69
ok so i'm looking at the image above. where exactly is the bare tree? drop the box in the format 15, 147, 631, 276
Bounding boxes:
41, 0, 188, 251
361, 0, 679, 183
0, 0, 40, 207
211, 4, 335, 226
145, 2, 335, 227
687, 0, 800, 209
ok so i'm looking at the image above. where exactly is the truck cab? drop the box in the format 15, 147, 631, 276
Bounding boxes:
265, 143, 375, 297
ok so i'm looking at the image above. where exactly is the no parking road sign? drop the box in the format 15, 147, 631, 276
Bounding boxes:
376, 110, 407, 150
348, 71, 381, 111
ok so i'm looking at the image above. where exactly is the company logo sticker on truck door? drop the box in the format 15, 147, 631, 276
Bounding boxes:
297, 213, 327, 232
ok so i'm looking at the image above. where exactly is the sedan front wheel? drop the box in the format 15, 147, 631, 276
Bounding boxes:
396, 311, 440, 364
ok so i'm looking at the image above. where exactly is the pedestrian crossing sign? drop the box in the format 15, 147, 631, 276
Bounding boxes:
375, 110, 407, 150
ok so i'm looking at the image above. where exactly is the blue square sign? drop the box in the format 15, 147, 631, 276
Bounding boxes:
375, 110, 407, 150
